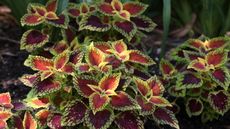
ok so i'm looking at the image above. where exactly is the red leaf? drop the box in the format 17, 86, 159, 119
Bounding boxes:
149, 96, 171, 107
0, 111, 12, 121
80, 15, 111, 32
23, 112, 37, 129
73, 76, 98, 98
47, 14, 69, 29
0, 120, 7, 129
186, 98, 203, 117
29, 56, 53, 71
123, 2, 147, 16
80, 2, 89, 14
206, 50, 227, 67
136, 96, 154, 115
183, 50, 203, 61
89, 93, 110, 113
12, 116, 23, 129
46, 0, 58, 12
47, 113, 62, 129
20, 73, 39, 87
98, 3, 115, 15
85, 109, 114, 129
131, 16, 156, 32
0, 93, 11, 107
153, 108, 179, 129
62, 101, 87, 126
20, 30, 49, 51
105, 56, 122, 69
160, 59, 175, 77
208, 90, 230, 115
186, 39, 204, 50
129, 50, 155, 65
209, 67, 230, 90
68, 8, 80, 18
35, 109, 51, 126
94, 42, 112, 54
61, 63, 75, 74
77, 63, 90, 73
113, 21, 137, 41
34, 78, 61, 96
177, 73, 203, 89
86, 44, 105, 67
69, 51, 84, 65
118, 10, 131, 20
111, 91, 139, 111
111, 0, 123, 12
147, 76, 165, 96
188, 58, 207, 72
99, 73, 121, 92
51, 40, 69, 55
207, 37, 228, 50
54, 51, 69, 70
21, 14, 44, 26
115, 112, 143, 129
133, 77, 149, 96
112, 40, 127, 54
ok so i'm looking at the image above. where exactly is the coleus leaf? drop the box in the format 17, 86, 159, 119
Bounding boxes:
112, 40, 127, 54
12, 116, 24, 129
153, 108, 179, 129
115, 111, 144, 129
206, 37, 229, 50
21, 14, 44, 26
185, 39, 204, 50
208, 90, 230, 115
46, 0, 58, 12
97, 2, 115, 16
94, 42, 112, 54
79, 15, 111, 32
46, 14, 69, 29
99, 73, 121, 92
111, 0, 123, 12
149, 96, 171, 107
176, 72, 203, 90
111, 91, 140, 111
160, 59, 175, 78
68, 7, 80, 18
76, 63, 91, 73
89, 93, 110, 114
20, 30, 49, 52
0, 92, 13, 109
51, 40, 69, 55
118, 10, 131, 21
128, 50, 155, 66
73, 76, 98, 98
209, 67, 230, 90
61, 63, 75, 74
47, 113, 62, 129
25, 55, 53, 71
147, 76, 165, 96
34, 78, 61, 96
23, 112, 37, 129
86, 43, 106, 68
168, 86, 186, 97
133, 76, 149, 97
35, 109, 51, 126
26, 97, 50, 109
130, 16, 156, 32
80, 2, 89, 14
0, 120, 7, 129
85, 109, 114, 129
62, 100, 88, 126
0, 111, 12, 121
19, 73, 40, 87
113, 20, 137, 41
54, 50, 69, 70
69, 51, 84, 65
105, 56, 122, 69
136, 96, 154, 116
183, 50, 203, 61
205, 49, 228, 68
123, 2, 148, 16
187, 58, 208, 72
186, 98, 203, 117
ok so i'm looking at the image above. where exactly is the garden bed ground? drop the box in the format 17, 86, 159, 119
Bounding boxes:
0, 21, 229, 129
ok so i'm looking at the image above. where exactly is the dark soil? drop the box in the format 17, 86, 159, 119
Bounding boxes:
0, 22, 229, 129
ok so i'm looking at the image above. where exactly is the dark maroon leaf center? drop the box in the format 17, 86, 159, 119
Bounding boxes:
86, 15, 109, 28
188, 99, 202, 113
182, 73, 201, 85
115, 21, 134, 33
210, 91, 228, 110
26, 30, 47, 45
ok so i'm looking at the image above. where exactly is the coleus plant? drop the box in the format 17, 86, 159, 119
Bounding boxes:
3, 0, 179, 129
160, 37, 230, 122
